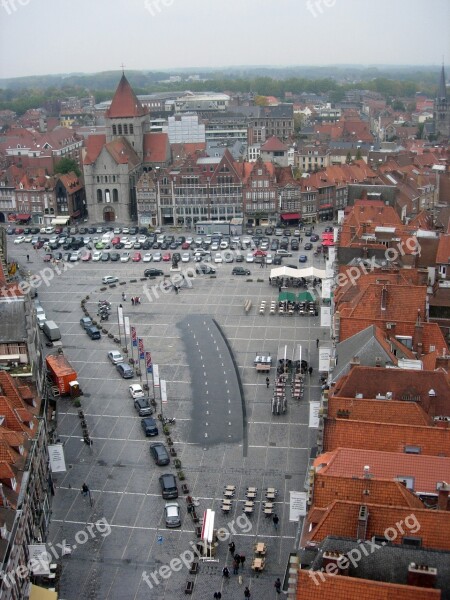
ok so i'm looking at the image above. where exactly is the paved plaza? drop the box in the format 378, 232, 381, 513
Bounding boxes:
9, 235, 328, 599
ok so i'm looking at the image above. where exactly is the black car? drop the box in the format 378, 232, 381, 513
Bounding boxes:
134, 397, 153, 417
101, 252, 110, 261
144, 268, 164, 277
160, 242, 170, 250
142, 241, 152, 250
169, 242, 178, 250
152, 242, 161, 249
139, 227, 149, 235
196, 264, 216, 275
110, 252, 120, 261
87, 227, 96, 234
141, 417, 159, 436
159, 473, 178, 499
150, 442, 170, 466
265, 227, 274, 235
271, 240, 279, 251
114, 242, 125, 249
232, 267, 250, 276
129, 227, 138, 235
235, 254, 244, 262
304, 243, 313, 251
273, 255, 282, 265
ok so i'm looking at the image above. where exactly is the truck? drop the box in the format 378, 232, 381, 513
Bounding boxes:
46, 354, 78, 395
43, 320, 61, 341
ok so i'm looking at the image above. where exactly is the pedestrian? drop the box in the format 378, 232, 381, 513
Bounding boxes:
137, 297, 141, 304
174, 286, 179, 294
273, 514, 279, 530
269, 277, 272, 284
316, 338, 319, 348
308, 366, 313, 376
240, 554, 246, 568
244, 587, 251, 598
26, 254, 30, 262
228, 541, 235, 555
274, 578, 281, 594
81, 483, 89, 497
122, 292, 126, 301
266, 377, 270, 388
233, 558, 239, 574
131, 297, 135, 306
278, 285, 282, 293
119, 303, 122, 309
222, 566, 230, 578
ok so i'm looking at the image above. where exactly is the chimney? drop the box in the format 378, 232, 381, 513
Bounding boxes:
436, 481, 450, 511
350, 355, 360, 368
322, 551, 349, 576
356, 505, 369, 540
407, 563, 438, 589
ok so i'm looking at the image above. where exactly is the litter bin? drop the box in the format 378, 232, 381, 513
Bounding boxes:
69, 380, 80, 397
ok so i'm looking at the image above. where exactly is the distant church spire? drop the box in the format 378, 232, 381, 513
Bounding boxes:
438, 63, 447, 101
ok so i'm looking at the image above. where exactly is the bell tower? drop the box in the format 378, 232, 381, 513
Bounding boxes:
434, 64, 450, 138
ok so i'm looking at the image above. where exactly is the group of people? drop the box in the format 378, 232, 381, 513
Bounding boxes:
121, 292, 141, 305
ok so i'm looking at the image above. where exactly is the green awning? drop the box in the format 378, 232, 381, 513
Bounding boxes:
278, 292, 296, 302
297, 291, 315, 302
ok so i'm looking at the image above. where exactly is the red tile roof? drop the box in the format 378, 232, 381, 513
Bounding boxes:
83, 134, 106, 165
106, 74, 147, 118
105, 138, 140, 167
312, 473, 424, 510
323, 419, 450, 456
313, 447, 450, 496
327, 397, 430, 426
261, 136, 288, 152
307, 500, 450, 550
435, 234, 450, 265
296, 571, 441, 600
143, 132, 170, 163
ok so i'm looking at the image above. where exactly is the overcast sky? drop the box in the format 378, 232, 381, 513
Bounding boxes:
1, 0, 449, 79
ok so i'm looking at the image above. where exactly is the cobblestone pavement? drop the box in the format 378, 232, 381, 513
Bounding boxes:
8, 232, 329, 599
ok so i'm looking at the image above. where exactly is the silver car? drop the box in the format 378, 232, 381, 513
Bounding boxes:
164, 502, 181, 528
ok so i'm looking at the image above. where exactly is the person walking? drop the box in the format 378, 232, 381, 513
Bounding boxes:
174, 285, 179, 294
316, 338, 319, 348
244, 586, 251, 598
131, 297, 135, 306
81, 483, 89, 497
273, 514, 279, 530
122, 292, 126, 301
26, 254, 30, 262
228, 541, 235, 555
308, 366, 313, 376
222, 566, 230, 578
233, 558, 239, 575
274, 578, 282, 594
240, 554, 246, 568
266, 376, 270, 388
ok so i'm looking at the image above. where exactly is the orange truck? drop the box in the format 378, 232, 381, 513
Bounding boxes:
46, 354, 78, 395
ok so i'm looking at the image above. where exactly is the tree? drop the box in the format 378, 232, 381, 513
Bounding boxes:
54, 157, 81, 177
254, 95, 268, 106
345, 151, 352, 164
355, 147, 362, 161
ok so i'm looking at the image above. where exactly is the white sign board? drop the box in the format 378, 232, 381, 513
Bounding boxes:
161, 379, 168, 404
117, 306, 124, 326
328, 247, 336, 263
289, 491, 307, 521
48, 444, 66, 472
337, 210, 345, 224
319, 346, 331, 372
153, 364, 160, 387
320, 306, 331, 327
124, 316, 130, 336
321, 279, 332, 300
309, 401, 321, 428
28, 544, 50, 575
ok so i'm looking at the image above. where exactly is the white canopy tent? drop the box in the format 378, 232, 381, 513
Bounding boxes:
270, 266, 328, 280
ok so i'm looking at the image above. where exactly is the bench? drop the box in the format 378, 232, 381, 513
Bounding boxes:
184, 580, 194, 594
189, 561, 199, 574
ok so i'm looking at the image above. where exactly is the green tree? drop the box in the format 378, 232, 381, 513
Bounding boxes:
345, 151, 352, 164
355, 147, 362, 160
54, 157, 81, 177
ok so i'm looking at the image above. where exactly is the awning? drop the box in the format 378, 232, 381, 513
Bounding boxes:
278, 291, 296, 302
319, 204, 333, 210
29, 584, 58, 599
16, 213, 31, 221
51, 217, 70, 225
298, 291, 315, 302
271, 266, 328, 279
280, 213, 300, 220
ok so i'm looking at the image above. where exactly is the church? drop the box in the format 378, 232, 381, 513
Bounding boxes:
434, 64, 450, 139
82, 73, 170, 224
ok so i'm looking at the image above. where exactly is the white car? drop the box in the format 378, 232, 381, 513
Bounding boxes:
113, 227, 121, 234
138, 235, 147, 244
214, 252, 223, 263
92, 251, 102, 261
181, 252, 190, 263
124, 240, 134, 249
14, 236, 25, 244
211, 242, 219, 251
195, 237, 203, 245
83, 236, 92, 245
220, 240, 229, 249
143, 253, 153, 262
122, 227, 130, 234
129, 384, 145, 399
153, 252, 162, 262
120, 252, 131, 262
108, 350, 124, 364
265, 253, 274, 264
186, 237, 193, 244
24, 235, 33, 243
45, 226, 55, 234
246, 252, 254, 263
70, 250, 82, 262
102, 275, 119, 284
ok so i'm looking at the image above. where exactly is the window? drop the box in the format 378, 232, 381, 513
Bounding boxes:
112, 125, 117, 135
129, 124, 134, 134
113, 189, 119, 202
118, 124, 122, 135
97, 189, 103, 203
123, 124, 128, 135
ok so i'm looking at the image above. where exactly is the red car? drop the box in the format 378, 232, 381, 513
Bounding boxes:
132, 252, 142, 262
253, 249, 267, 257
43, 253, 52, 262
162, 252, 171, 261
181, 242, 190, 250
81, 251, 91, 261
14, 228, 24, 234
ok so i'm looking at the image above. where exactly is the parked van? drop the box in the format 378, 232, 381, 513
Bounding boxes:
43, 320, 61, 341
85, 325, 101, 340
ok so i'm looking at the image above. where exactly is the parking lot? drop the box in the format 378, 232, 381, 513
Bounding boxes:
7, 226, 330, 600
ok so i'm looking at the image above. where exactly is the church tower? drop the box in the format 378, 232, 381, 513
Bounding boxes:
434, 64, 450, 138
105, 73, 149, 159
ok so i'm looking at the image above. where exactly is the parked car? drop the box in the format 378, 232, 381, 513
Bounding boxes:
143, 253, 153, 262
134, 397, 153, 416
102, 275, 119, 284
141, 417, 158, 436
214, 252, 223, 263
246, 252, 254, 263
273, 255, 282, 265
232, 267, 250, 276
150, 442, 170, 466
311, 234, 319, 242
299, 255, 308, 263
304, 243, 313, 251
85, 325, 101, 340
117, 363, 134, 379
129, 384, 145, 399
80, 317, 93, 329
153, 252, 162, 262
108, 350, 124, 364
235, 254, 244, 262
144, 268, 164, 277
159, 473, 178, 499
181, 252, 190, 262
43, 253, 52, 262
195, 264, 216, 275
120, 252, 131, 262
92, 251, 102, 261
164, 501, 181, 528
100, 252, 110, 262
81, 251, 91, 261
162, 252, 171, 262
276, 249, 292, 257
132, 252, 142, 262
110, 252, 120, 261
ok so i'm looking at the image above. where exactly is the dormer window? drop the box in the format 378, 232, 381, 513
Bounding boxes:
11, 477, 17, 491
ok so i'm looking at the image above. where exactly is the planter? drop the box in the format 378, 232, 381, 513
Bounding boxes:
166, 437, 173, 446
163, 425, 170, 436
169, 447, 177, 457
114, 337, 120, 343
102, 329, 108, 334
108, 333, 114, 339
135, 368, 141, 376
122, 347, 128, 354
73, 399, 81, 407
173, 459, 182, 469
178, 471, 186, 481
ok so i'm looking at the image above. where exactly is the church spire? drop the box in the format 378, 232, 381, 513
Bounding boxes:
106, 73, 147, 119
438, 63, 447, 101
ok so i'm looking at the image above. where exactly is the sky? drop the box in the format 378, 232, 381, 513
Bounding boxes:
0, 0, 449, 79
